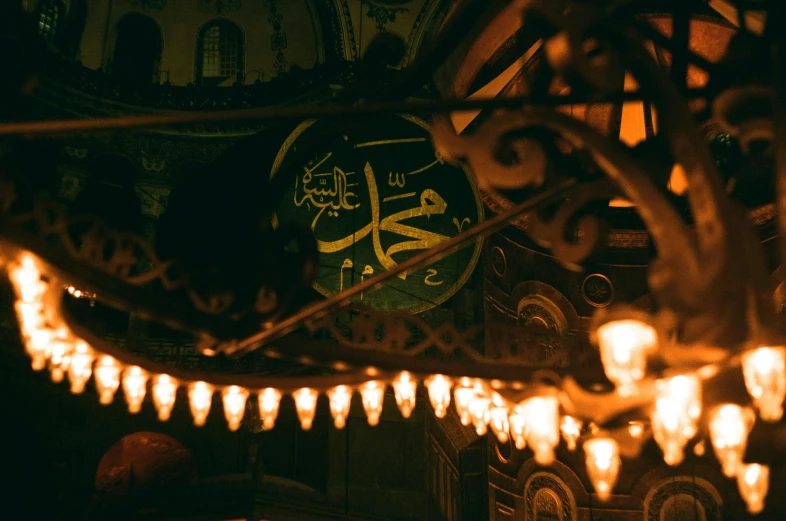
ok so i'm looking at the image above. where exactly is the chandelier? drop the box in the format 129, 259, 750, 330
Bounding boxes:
1, 0, 784, 516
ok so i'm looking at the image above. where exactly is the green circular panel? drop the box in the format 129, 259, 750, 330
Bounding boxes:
272, 115, 484, 313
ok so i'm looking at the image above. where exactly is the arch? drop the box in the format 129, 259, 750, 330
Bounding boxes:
195, 18, 244, 87
523, 472, 578, 521
643, 476, 722, 521
111, 13, 162, 86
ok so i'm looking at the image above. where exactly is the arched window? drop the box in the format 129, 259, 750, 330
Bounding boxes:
534, 489, 563, 521
196, 20, 244, 86
111, 14, 163, 86
661, 494, 707, 521
37, 0, 65, 44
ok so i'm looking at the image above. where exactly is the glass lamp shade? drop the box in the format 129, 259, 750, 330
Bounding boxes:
519, 395, 560, 465
737, 463, 769, 515
708, 404, 755, 477
584, 437, 621, 501
596, 318, 657, 397
188, 381, 214, 427
424, 374, 452, 418
94, 355, 122, 405
328, 385, 353, 429
258, 388, 282, 430
560, 415, 583, 451
293, 387, 318, 430
359, 380, 385, 426
453, 378, 475, 426
392, 372, 417, 419
152, 374, 178, 421
509, 408, 529, 450
489, 393, 510, 443
122, 365, 149, 414
67, 341, 94, 394
222, 385, 249, 431
651, 374, 702, 466
742, 346, 786, 422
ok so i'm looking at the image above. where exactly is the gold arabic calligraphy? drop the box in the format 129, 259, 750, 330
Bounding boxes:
293, 154, 466, 281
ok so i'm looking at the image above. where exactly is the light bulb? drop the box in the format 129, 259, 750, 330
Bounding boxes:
561, 415, 583, 451
152, 374, 178, 421
596, 318, 657, 397
424, 374, 452, 418
627, 421, 644, 439
709, 404, 755, 477
258, 388, 282, 430
489, 394, 510, 444
293, 387, 319, 430
359, 380, 385, 426
67, 341, 93, 394
509, 408, 529, 450
122, 366, 148, 414
737, 463, 769, 515
48, 339, 73, 383
188, 381, 214, 426
468, 393, 491, 436
328, 385, 353, 429
742, 346, 786, 422
25, 327, 53, 371
222, 385, 249, 431
392, 371, 417, 419
651, 374, 702, 466
520, 395, 560, 465
584, 437, 621, 502
10, 255, 40, 290
15, 301, 43, 336
453, 378, 475, 426
94, 355, 122, 405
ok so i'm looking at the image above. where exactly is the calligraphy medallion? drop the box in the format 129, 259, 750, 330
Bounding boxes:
272, 115, 484, 313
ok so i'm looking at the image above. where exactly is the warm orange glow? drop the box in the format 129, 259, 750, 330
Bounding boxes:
424, 374, 452, 418
489, 393, 510, 444
328, 385, 353, 429
188, 381, 214, 427
122, 366, 149, 414
651, 375, 702, 466
392, 371, 417, 419
258, 388, 282, 430
67, 341, 94, 394
222, 385, 249, 431
152, 374, 178, 421
742, 346, 786, 422
709, 404, 755, 477
292, 387, 318, 430
519, 395, 560, 465
560, 415, 583, 451
94, 355, 122, 405
596, 318, 657, 397
453, 378, 475, 426
737, 463, 769, 515
359, 380, 385, 426
584, 437, 621, 502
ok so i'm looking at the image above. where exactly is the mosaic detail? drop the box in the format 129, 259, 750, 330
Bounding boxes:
363, 0, 409, 31
263, 0, 288, 73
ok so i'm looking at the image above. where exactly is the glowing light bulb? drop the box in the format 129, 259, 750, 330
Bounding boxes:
222, 385, 249, 431
560, 415, 583, 451
258, 388, 282, 430
94, 356, 122, 405
424, 374, 452, 418
453, 378, 475, 426
737, 463, 769, 515
293, 387, 319, 430
188, 381, 214, 426
15, 301, 43, 336
392, 371, 417, 419
596, 318, 657, 397
122, 366, 148, 414
709, 404, 755, 477
584, 437, 621, 501
489, 394, 510, 444
359, 380, 385, 426
509, 408, 529, 450
328, 385, 353, 429
152, 374, 178, 421
742, 346, 786, 422
651, 374, 701, 466
25, 327, 53, 371
520, 395, 560, 465
67, 341, 93, 394
627, 421, 644, 439
468, 392, 491, 436
9, 255, 41, 289
48, 339, 73, 383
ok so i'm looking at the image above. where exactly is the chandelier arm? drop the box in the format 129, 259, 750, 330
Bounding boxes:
0, 90, 712, 138
224, 179, 579, 357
